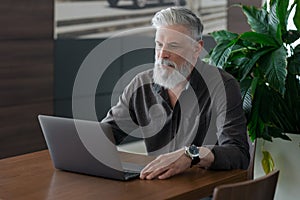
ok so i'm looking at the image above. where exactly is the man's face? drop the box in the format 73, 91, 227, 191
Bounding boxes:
153, 25, 201, 89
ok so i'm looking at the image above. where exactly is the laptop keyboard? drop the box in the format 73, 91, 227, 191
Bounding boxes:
123, 171, 140, 180
121, 162, 144, 172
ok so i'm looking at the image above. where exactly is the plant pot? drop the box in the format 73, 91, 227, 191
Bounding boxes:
254, 133, 300, 200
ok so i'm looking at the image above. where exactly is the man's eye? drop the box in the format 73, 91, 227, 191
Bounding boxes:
156, 43, 163, 49
169, 45, 180, 49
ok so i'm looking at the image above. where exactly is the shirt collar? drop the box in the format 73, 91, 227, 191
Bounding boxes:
152, 82, 163, 94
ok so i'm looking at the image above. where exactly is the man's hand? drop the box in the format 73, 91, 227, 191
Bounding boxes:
140, 148, 191, 180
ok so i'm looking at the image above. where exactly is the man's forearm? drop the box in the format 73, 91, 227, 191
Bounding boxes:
197, 147, 215, 168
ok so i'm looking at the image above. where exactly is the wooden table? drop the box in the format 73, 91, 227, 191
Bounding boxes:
0, 150, 247, 200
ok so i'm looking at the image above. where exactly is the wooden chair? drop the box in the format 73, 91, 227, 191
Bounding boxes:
247, 139, 257, 180
212, 169, 279, 200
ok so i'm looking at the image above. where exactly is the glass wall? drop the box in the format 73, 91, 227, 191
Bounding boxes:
54, 0, 227, 39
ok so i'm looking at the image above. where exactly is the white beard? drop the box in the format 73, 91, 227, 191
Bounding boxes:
153, 58, 192, 89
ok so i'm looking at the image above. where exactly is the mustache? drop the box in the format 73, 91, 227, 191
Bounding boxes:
155, 58, 177, 68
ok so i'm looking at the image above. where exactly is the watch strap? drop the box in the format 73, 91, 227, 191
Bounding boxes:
191, 156, 200, 166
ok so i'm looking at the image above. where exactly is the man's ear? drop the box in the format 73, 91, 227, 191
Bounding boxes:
193, 40, 203, 58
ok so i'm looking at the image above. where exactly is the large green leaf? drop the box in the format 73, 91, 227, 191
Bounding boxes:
231, 55, 249, 66
240, 32, 279, 47
226, 49, 250, 79
262, 150, 275, 174
250, 76, 259, 97
259, 85, 274, 124
216, 45, 235, 68
275, 23, 283, 45
209, 41, 236, 68
248, 82, 279, 141
270, 92, 296, 131
240, 47, 275, 81
242, 5, 269, 34
248, 109, 267, 140
209, 42, 229, 67
256, 85, 286, 139
210, 30, 239, 43
294, 0, 300, 30
271, 73, 300, 133
268, 0, 280, 36
267, 0, 284, 44
248, 80, 268, 140
259, 46, 288, 95
276, 0, 289, 33
283, 73, 300, 132
240, 78, 252, 120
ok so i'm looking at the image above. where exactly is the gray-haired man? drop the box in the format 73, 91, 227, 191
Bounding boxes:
102, 7, 249, 180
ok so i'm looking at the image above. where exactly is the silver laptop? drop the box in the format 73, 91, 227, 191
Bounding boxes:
38, 115, 145, 181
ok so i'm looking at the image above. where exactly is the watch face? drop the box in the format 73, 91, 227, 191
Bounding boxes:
189, 145, 199, 156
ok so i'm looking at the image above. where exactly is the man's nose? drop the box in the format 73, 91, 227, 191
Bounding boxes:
159, 47, 170, 59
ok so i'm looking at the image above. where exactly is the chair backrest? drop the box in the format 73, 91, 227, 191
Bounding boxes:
247, 138, 257, 179
212, 169, 279, 200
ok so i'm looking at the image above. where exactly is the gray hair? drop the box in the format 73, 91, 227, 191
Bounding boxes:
151, 7, 203, 40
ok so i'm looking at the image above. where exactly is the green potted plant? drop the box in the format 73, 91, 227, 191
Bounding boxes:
205, 0, 300, 199
206, 0, 300, 198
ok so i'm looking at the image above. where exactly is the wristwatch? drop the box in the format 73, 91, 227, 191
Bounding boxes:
185, 144, 200, 167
